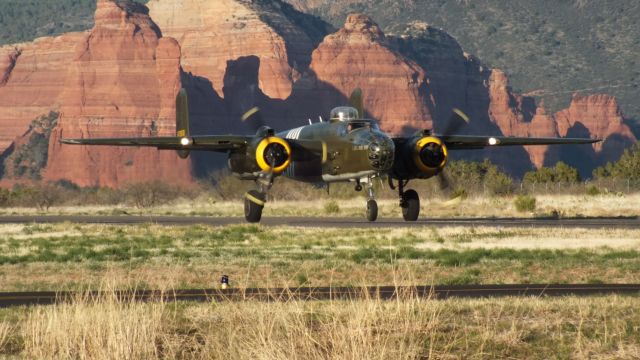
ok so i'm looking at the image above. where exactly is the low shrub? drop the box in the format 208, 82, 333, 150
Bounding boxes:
324, 200, 340, 214
514, 195, 536, 213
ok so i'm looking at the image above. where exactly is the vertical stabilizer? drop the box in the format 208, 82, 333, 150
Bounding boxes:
349, 88, 364, 119
176, 88, 190, 159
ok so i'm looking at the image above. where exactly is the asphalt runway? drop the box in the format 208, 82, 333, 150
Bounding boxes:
0, 215, 638, 228
0, 284, 638, 308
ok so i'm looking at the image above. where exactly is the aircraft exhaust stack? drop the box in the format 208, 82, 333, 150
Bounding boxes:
176, 88, 190, 159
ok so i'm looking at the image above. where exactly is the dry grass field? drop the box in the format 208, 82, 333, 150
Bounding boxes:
0, 192, 638, 219
0, 224, 639, 291
0, 293, 638, 359
0, 193, 637, 359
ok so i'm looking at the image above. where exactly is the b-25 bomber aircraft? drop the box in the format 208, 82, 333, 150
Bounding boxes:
62, 88, 599, 223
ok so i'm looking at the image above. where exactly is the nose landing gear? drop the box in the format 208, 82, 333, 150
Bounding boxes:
364, 177, 378, 222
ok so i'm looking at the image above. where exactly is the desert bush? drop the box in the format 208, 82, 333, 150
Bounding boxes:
523, 162, 581, 184
446, 159, 513, 196
0, 188, 10, 207
124, 181, 180, 208
514, 195, 536, 213
586, 185, 601, 196
484, 165, 513, 196
324, 200, 340, 214
10, 183, 64, 210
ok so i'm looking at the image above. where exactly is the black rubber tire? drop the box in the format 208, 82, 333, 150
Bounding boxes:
366, 199, 378, 222
244, 190, 265, 223
402, 189, 420, 221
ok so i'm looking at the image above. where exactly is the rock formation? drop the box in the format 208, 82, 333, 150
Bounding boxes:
147, 0, 318, 100
486, 69, 636, 172
44, 0, 192, 187
0, 33, 84, 153
308, 14, 433, 134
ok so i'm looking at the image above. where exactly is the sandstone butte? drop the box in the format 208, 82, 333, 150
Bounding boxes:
0, 0, 637, 187
308, 13, 433, 134
488, 69, 636, 169
147, 0, 316, 101
44, 0, 191, 187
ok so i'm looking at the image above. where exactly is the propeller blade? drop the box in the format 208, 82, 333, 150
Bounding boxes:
440, 108, 470, 136
241, 106, 265, 133
437, 172, 450, 191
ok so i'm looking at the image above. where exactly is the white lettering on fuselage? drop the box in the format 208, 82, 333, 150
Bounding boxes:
285, 127, 304, 140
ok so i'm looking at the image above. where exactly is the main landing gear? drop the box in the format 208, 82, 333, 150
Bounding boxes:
394, 179, 420, 221
244, 189, 266, 223
244, 175, 273, 223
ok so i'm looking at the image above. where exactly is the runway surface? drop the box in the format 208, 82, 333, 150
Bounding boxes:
1, 284, 639, 308
0, 215, 638, 228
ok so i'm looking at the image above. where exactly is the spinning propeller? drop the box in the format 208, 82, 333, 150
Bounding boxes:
434, 108, 471, 193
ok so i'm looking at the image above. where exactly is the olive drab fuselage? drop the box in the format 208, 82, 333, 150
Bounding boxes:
228, 113, 396, 183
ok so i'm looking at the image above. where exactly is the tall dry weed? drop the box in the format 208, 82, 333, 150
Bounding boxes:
0, 322, 12, 352
23, 292, 165, 360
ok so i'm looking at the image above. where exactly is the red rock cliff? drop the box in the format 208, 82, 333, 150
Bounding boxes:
308, 14, 433, 134
44, 0, 192, 187
0, 33, 84, 153
486, 69, 636, 169
147, 0, 315, 100
555, 94, 635, 151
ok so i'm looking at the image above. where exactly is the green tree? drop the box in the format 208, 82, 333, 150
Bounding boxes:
593, 144, 640, 180
523, 161, 581, 184
446, 159, 513, 196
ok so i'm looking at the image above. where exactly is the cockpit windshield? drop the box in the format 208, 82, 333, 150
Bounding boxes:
347, 120, 379, 132
330, 106, 359, 122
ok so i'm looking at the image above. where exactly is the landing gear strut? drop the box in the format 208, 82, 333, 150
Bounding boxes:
365, 177, 378, 222
397, 179, 420, 221
355, 179, 363, 192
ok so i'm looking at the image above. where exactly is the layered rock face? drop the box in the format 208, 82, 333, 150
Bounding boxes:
486, 69, 635, 171
44, 0, 192, 187
0, 33, 84, 152
147, 0, 316, 100
308, 14, 433, 134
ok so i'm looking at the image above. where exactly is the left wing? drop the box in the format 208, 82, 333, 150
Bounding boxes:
441, 135, 600, 150
60, 135, 250, 152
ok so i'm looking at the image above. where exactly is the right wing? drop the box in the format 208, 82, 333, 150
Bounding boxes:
441, 135, 600, 150
60, 135, 251, 152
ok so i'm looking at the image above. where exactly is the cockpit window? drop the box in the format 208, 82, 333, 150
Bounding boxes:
330, 106, 359, 121
347, 121, 369, 132
347, 120, 380, 132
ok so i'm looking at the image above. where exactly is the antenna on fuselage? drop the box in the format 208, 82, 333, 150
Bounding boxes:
308, 119, 312, 125
319, 116, 324, 123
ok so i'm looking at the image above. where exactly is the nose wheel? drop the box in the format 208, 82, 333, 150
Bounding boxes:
366, 199, 378, 222
365, 178, 378, 222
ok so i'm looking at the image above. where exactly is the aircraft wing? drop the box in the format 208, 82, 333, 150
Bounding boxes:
441, 135, 600, 150
60, 135, 251, 152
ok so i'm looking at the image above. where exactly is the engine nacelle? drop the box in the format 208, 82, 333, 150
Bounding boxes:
255, 136, 292, 174
391, 135, 448, 180
413, 136, 448, 176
